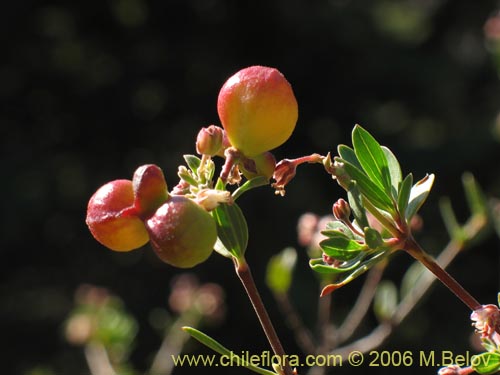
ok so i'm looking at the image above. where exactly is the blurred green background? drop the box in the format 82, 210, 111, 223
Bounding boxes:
2, 0, 500, 374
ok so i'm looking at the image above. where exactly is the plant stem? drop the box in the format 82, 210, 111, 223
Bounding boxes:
235, 258, 293, 375
404, 236, 481, 311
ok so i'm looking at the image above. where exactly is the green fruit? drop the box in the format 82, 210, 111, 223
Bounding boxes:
146, 196, 217, 268
86, 180, 149, 252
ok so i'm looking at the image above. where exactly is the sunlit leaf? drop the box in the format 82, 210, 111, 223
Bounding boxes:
337, 144, 363, 170
340, 158, 394, 212
397, 173, 413, 220
347, 181, 370, 229
352, 125, 392, 194
184, 154, 201, 174
211, 203, 248, 260
382, 146, 402, 198
182, 327, 277, 375
471, 352, 500, 375
406, 174, 435, 220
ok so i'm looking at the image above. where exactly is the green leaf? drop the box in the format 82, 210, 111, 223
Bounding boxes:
364, 227, 383, 249
182, 327, 277, 375
397, 173, 413, 220
337, 144, 363, 170
211, 203, 248, 260
373, 280, 398, 322
352, 125, 392, 193
320, 235, 364, 261
406, 174, 435, 220
184, 154, 201, 174
381, 146, 402, 198
266, 247, 297, 294
321, 232, 364, 251
319, 250, 389, 293
471, 352, 500, 375
340, 158, 394, 212
347, 181, 370, 229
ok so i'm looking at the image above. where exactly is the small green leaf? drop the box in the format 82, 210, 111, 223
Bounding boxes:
352, 125, 392, 193
320, 238, 364, 261
266, 247, 297, 295
382, 146, 402, 198
321, 232, 364, 251
364, 227, 383, 249
340, 159, 394, 212
471, 352, 500, 375
373, 280, 398, 322
347, 182, 370, 229
184, 155, 201, 174
397, 173, 413, 220
211, 203, 248, 260
182, 327, 277, 375
337, 144, 363, 170
406, 174, 435, 220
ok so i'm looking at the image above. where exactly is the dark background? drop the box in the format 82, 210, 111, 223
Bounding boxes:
2, 0, 500, 374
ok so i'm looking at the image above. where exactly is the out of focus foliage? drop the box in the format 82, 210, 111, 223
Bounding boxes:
1, 1, 500, 374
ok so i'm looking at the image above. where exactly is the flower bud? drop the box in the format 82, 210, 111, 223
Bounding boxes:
146, 196, 217, 268
196, 125, 224, 156
217, 66, 298, 157
132, 164, 169, 219
333, 198, 351, 222
86, 180, 149, 251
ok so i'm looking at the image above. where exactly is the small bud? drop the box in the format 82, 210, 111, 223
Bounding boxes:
333, 198, 351, 222
438, 365, 462, 375
196, 125, 224, 156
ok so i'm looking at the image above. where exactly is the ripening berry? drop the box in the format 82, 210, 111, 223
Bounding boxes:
86, 180, 149, 252
132, 164, 169, 219
146, 196, 217, 268
217, 66, 298, 157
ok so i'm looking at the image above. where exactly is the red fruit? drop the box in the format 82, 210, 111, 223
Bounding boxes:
132, 164, 169, 219
146, 196, 217, 268
217, 66, 298, 157
86, 180, 149, 251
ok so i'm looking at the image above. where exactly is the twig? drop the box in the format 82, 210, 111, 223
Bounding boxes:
149, 310, 201, 375
84, 343, 116, 375
236, 258, 293, 375
274, 292, 316, 355
334, 262, 386, 345
328, 213, 488, 358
